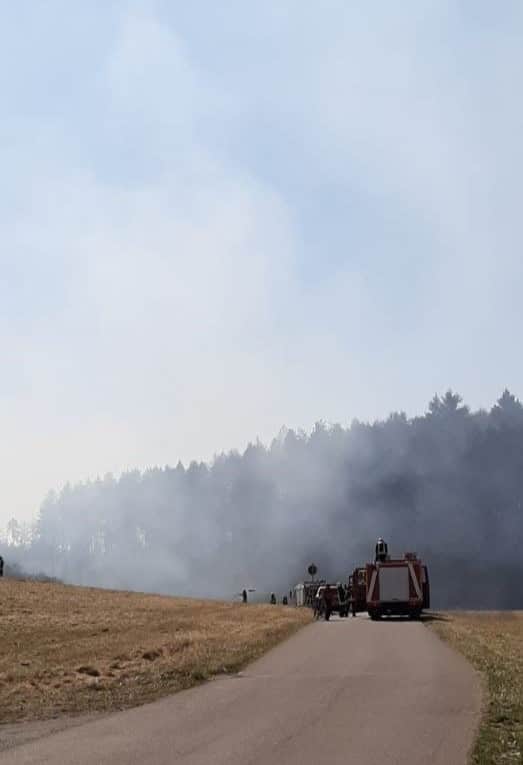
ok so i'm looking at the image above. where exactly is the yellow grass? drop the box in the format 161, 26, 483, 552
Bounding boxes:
0, 580, 312, 724
429, 611, 523, 765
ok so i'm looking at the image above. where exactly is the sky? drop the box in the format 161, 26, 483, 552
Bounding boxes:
1, 0, 523, 525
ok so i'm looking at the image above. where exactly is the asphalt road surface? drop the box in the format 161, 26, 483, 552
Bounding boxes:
0, 616, 481, 765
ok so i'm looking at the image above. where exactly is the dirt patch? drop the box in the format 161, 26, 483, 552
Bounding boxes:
429, 611, 523, 764
0, 580, 311, 727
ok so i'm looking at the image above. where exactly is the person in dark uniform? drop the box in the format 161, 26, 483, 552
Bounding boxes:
282, 595, 288, 605
375, 537, 388, 562
0, 555, 4, 577
242, 588, 248, 604
270, 592, 276, 604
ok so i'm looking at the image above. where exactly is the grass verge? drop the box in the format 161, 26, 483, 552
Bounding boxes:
0, 580, 312, 724
429, 611, 522, 764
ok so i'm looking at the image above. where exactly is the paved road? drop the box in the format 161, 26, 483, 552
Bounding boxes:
0, 617, 481, 765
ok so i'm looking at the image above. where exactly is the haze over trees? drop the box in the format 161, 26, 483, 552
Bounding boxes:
2, 390, 522, 608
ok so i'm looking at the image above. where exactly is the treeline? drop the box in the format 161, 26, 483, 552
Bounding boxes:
2, 390, 523, 607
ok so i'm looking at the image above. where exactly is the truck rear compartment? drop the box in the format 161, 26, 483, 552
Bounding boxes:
379, 566, 410, 602
366, 559, 424, 618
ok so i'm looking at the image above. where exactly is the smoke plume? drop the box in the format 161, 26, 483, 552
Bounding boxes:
2, 390, 523, 609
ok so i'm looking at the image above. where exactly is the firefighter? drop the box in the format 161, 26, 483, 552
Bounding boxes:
375, 537, 388, 562
282, 595, 288, 605
242, 589, 247, 604
270, 592, 276, 605
0, 555, 3, 577
323, 585, 332, 621
313, 586, 322, 618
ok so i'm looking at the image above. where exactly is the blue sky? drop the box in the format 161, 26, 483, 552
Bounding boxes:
2, 1, 523, 523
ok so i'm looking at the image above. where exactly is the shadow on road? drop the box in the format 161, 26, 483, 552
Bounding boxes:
420, 612, 449, 623
313, 611, 449, 624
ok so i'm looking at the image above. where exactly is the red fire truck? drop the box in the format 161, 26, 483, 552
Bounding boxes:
365, 552, 430, 619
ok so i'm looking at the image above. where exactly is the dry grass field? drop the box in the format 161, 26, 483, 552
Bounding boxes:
429, 611, 523, 765
0, 580, 312, 724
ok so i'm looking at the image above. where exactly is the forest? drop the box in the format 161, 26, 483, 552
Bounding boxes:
2, 390, 522, 608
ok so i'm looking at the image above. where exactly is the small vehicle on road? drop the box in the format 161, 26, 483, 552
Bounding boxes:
313, 583, 350, 620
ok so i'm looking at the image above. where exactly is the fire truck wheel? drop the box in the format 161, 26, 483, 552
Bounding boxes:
324, 609, 331, 621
